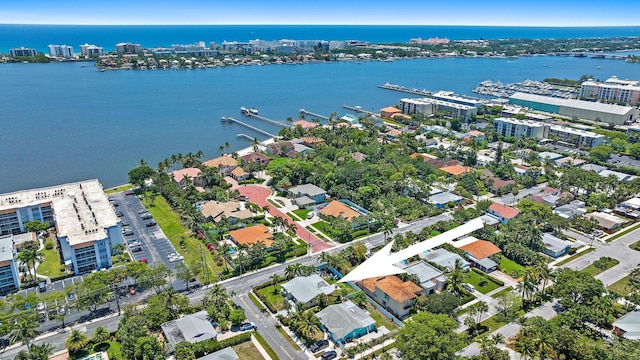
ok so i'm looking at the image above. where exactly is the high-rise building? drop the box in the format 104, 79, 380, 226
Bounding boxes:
399, 97, 478, 121
0, 235, 19, 295
115, 42, 141, 55
492, 117, 549, 139
580, 76, 640, 105
79, 43, 104, 58
9, 47, 36, 57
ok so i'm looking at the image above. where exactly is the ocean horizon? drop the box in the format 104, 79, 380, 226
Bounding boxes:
2, 24, 640, 53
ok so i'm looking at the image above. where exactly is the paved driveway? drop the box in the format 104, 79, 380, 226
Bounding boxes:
237, 185, 333, 252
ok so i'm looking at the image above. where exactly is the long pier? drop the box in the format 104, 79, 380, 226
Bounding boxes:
299, 109, 330, 121
244, 112, 291, 128
342, 105, 376, 116
237, 133, 258, 141
378, 83, 432, 96
224, 117, 278, 138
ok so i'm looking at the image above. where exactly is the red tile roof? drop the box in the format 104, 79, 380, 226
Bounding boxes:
360, 276, 422, 303
171, 168, 201, 183
320, 201, 361, 220
460, 240, 502, 259
488, 202, 521, 219
229, 224, 273, 247
440, 165, 472, 176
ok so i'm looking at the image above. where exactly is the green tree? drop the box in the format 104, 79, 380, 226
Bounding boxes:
445, 259, 468, 296
128, 164, 155, 187
65, 329, 89, 353
396, 312, 462, 360
117, 311, 149, 360
23, 220, 50, 233
229, 308, 246, 325
174, 342, 196, 360
11, 314, 39, 351
27, 343, 55, 360
91, 326, 110, 344
135, 336, 164, 360
589, 145, 614, 162
629, 143, 640, 160
174, 261, 201, 292
351, 291, 368, 308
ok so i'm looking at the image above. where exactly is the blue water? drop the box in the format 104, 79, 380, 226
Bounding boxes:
2, 54, 639, 193
2, 25, 640, 53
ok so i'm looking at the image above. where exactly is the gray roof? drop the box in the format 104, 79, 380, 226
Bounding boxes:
289, 184, 326, 197
598, 169, 637, 182
510, 92, 635, 115
316, 300, 375, 341
281, 274, 336, 304
294, 196, 316, 206
428, 191, 463, 205
537, 151, 563, 160
197, 347, 239, 360
402, 261, 444, 289
420, 248, 469, 270
581, 163, 608, 173
161, 310, 217, 350
542, 233, 573, 253
469, 255, 498, 270
481, 214, 500, 226
614, 310, 640, 339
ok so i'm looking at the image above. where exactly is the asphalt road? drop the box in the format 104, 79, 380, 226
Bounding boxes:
492, 183, 547, 205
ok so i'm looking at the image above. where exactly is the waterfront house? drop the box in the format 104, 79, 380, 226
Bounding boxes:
281, 274, 337, 307
420, 248, 470, 270
161, 310, 217, 352
230, 167, 250, 181
171, 168, 202, 185
228, 224, 273, 248
199, 200, 253, 224
340, 114, 359, 125
380, 106, 402, 119
401, 261, 446, 295
320, 201, 362, 221
359, 275, 424, 319
292, 120, 318, 130
487, 202, 520, 224
459, 240, 501, 272
613, 310, 640, 340
239, 152, 271, 167
202, 155, 238, 176
316, 300, 376, 344
288, 184, 327, 206
541, 233, 574, 258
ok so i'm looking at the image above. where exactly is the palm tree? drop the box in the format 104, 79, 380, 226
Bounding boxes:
65, 329, 89, 353
284, 264, 298, 280
202, 284, 228, 308
445, 259, 468, 296
92, 326, 110, 344
629, 267, 640, 294
295, 311, 321, 339
27, 343, 55, 360
11, 314, 39, 351
269, 273, 281, 295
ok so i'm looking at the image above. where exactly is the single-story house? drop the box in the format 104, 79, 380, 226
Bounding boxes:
402, 261, 446, 295
459, 240, 501, 272
161, 310, 217, 352
316, 300, 376, 344
440, 165, 473, 176
581, 163, 608, 173
203, 155, 238, 176
531, 194, 560, 207
196, 347, 239, 360
541, 233, 574, 258
490, 178, 516, 193
537, 152, 563, 161
360, 275, 423, 319
554, 157, 587, 167
281, 274, 337, 307
428, 191, 463, 209
293, 143, 314, 155
199, 201, 253, 224
228, 224, 273, 247
613, 310, 640, 340
465, 130, 486, 142
553, 200, 586, 219
598, 169, 638, 182
584, 212, 628, 233
288, 184, 327, 205
624, 197, 640, 210
171, 167, 202, 185
340, 114, 359, 125
481, 214, 501, 228
487, 202, 520, 224
384, 128, 402, 140
420, 248, 470, 270
230, 167, 250, 181
299, 136, 326, 147
239, 152, 271, 167
320, 201, 361, 221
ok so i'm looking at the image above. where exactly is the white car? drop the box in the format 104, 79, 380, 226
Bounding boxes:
169, 254, 184, 262
167, 252, 177, 259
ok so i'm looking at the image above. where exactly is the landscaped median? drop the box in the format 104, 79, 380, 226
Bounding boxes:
553, 247, 595, 267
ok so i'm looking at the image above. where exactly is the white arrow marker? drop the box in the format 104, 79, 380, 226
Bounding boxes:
339, 217, 484, 283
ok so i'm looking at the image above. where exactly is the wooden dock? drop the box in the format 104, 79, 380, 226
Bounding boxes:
224, 117, 278, 138
299, 109, 329, 121
244, 111, 291, 128
342, 105, 376, 116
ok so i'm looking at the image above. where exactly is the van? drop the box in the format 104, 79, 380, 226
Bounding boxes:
463, 283, 475, 293
307, 212, 315, 219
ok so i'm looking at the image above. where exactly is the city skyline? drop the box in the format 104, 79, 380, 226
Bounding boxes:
2, 0, 640, 27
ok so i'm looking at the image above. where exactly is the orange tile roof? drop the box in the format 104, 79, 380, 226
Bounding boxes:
460, 240, 501, 260
202, 155, 237, 168
292, 120, 318, 129
171, 168, 201, 183
231, 167, 249, 177
380, 106, 402, 114
361, 276, 422, 303
440, 165, 472, 176
320, 201, 361, 221
488, 202, 521, 219
229, 224, 273, 247
299, 136, 325, 145
467, 130, 485, 137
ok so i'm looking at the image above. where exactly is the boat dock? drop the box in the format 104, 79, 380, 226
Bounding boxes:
244, 112, 291, 128
342, 105, 376, 116
237, 133, 259, 141
378, 83, 432, 96
223, 117, 278, 138
299, 109, 330, 121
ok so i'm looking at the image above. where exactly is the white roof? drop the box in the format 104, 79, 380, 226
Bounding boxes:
0, 235, 15, 262
281, 274, 336, 304
625, 197, 640, 209
510, 92, 635, 116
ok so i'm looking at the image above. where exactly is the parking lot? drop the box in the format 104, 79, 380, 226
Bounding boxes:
110, 191, 182, 271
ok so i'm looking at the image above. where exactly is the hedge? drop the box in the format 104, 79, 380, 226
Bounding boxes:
471, 267, 504, 286
186, 332, 252, 357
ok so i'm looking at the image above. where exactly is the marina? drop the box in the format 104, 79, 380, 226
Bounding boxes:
378, 83, 433, 96
472, 79, 579, 99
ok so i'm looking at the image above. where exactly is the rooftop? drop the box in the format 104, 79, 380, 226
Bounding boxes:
510, 92, 635, 115
281, 274, 336, 304
542, 233, 573, 253
196, 347, 239, 360
402, 261, 444, 286
584, 212, 627, 229
460, 240, 501, 260
0, 235, 15, 262
614, 310, 640, 340
202, 155, 238, 168
161, 310, 217, 350
420, 248, 469, 270
240, 152, 271, 164
320, 201, 361, 221
199, 201, 253, 222
171, 168, 201, 183
316, 300, 375, 341
440, 165, 472, 176
292, 120, 318, 129
428, 191, 463, 205
289, 184, 327, 197
488, 202, 521, 220
228, 224, 273, 247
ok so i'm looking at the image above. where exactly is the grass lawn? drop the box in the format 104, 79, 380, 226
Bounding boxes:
365, 303, 398, 331
37, 247, 64, 278
608, 275, 633, 296
143, 195, 225, 281
311, 221, 334, 236
233, 339, 266, 360
104, 184, 133, 194
554, 247, 595, 266
630, 240, 640, 251
466, 271, 501, 294
248, 292, 266, 312
278, 326, 302, 351
496, 254, 526, 278
252, 332, 279, 360
580, 257, 619, 277
293, 208, 311, 219
256, 284, 285, 311
287, 212, 303, 221
491, 287, 513, 299
267, 199, 282, 208
70, 341, 122, 360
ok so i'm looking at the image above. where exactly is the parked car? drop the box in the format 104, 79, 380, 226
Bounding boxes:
463, 283, 476, 293
129, 286, 136, 295
67, 292, 76, 302
146, 221, 157, 227
137, 209, 147, 214
239, 322, 257, 331
38, 282, 47, 293
309, 339, 329, 353
121, 221, 130, 227
321, 350, 337, 360
127, 241, 141, 247
37, 302, 46, 311
115, 211, 124, 217
110, 201, 119, 207
123, 230, 134, 236
125, 190, 134, 196
307, 212, 315, 219
130, 246, 142, 253
138, 258, 148, 263
141, 214, 152, 220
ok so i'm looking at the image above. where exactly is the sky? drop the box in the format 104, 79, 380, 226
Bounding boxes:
2, 0, 639, 26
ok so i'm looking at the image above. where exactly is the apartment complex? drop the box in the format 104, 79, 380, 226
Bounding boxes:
115, 42, 142, 55
48, 44, 75, 59
0, 235, 19, 295
79, 43, 104, 58
509, 92, 637, 125
492, 117, 604, 148
0, 180, 122, 275
431, 91, 484, 108
9, 47, 36, 57
580, 76, 640, 105
400, 97, 478, 121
